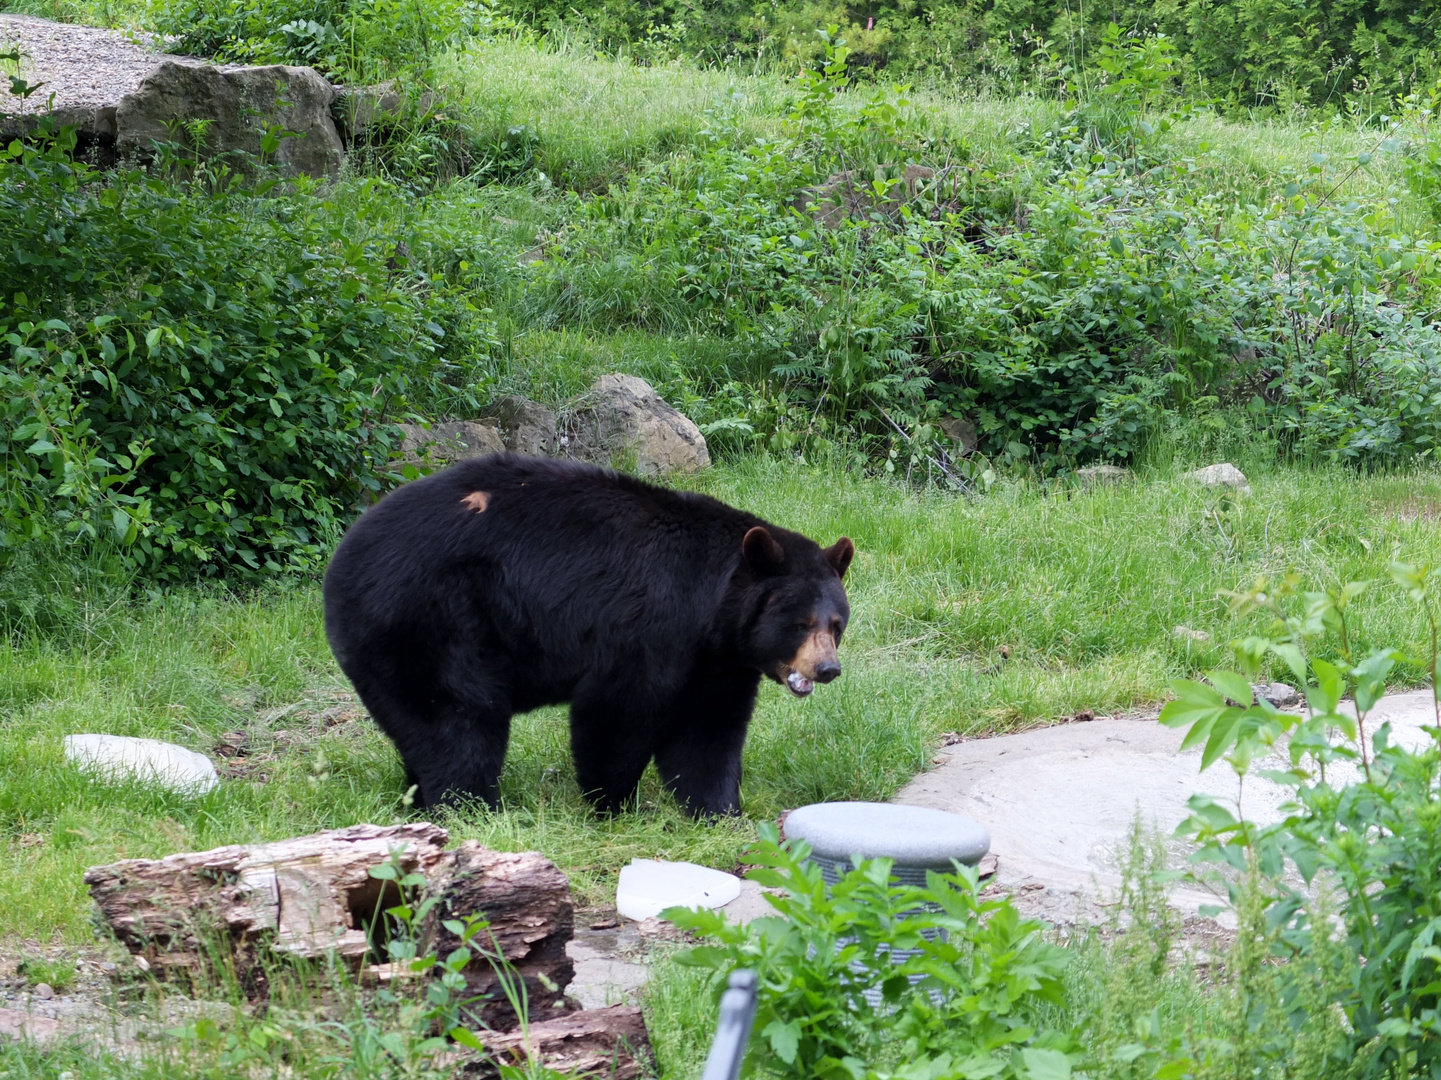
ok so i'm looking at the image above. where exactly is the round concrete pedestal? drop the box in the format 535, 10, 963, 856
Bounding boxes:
785, 801, 991, 884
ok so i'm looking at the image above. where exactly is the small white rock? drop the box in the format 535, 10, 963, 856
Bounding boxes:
64, 734, 219, 795
33, 983, 54, 1000
1182, 463, 1250, 492
615, 859, 741, 922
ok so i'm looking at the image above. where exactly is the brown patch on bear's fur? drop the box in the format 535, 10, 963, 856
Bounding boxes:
461, 491, 491, 513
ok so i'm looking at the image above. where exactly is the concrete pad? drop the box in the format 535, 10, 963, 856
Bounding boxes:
896, 688, 1439, 923
0, 1007, 60, 1044
721, 878, 783, 924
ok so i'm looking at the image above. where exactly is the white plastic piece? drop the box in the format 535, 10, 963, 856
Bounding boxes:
615, 859, 741, 922
64, 734, 220, 795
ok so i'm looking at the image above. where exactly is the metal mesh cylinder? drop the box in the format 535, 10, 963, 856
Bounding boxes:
801, 853, 949, 1007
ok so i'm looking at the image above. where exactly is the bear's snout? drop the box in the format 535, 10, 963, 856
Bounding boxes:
781, 627, 843, 697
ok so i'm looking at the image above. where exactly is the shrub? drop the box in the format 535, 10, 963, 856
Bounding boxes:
1160, 566, 1441, 1075
668, 825, 1077, 1080
501, 34, 1441, 472
147, 0, 500, 81
502, 0, 1441, 109
1, 130, 494, 578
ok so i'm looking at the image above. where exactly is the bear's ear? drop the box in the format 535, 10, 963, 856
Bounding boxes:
742, 526, 786, 571
823, 537, 855, 579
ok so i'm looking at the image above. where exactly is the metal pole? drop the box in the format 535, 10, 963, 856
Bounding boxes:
699, 969, 759, 1080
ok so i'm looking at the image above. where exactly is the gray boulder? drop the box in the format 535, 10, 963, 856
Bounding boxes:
1183, 462, 1251, 493
331, 81, 437, 140
397, 420, 504, 467
565, 375, 710, 476
483, 395, 558, 456
938, 415, 978, 454
116, 61, 343, 179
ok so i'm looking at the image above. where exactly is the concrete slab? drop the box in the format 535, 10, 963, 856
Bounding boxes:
896, 688, 1439, 923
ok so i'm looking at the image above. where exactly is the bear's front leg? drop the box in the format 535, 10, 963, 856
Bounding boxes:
654, 668, 761, 818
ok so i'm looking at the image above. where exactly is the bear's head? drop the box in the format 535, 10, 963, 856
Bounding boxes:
734, 525, 854, 697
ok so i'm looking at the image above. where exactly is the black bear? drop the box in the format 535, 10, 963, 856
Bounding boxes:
323, 454, 853, 816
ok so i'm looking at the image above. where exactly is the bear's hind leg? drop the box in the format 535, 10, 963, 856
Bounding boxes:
354, 677, 512, 809
654, 669, 761, 818
397, 703, 511, 809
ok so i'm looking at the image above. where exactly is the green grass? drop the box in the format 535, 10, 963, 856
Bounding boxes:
0, 0, 145, 27
437, 38, 791, 190
7, 456, 1441, 949
3, 20, 1440, 1076
435, 38, 1405, 210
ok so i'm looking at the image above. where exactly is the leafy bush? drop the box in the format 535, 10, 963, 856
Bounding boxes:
494, 31, 1441, 472
1, 130, 495, 578
1160, 567, 1441, 1075
504, 0, 1439, 110
669, 825, 1076, 1080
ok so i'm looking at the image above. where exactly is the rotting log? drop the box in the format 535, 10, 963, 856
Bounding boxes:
461, 1006, 652, 1079
85, 822, 450, 996
84, 823, 576, 1027
432, 841, 575, 1029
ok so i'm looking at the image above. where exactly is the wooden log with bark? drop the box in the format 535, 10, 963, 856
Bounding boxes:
432, 841, 576, 1028
83, 823, 575, 1021
463, 1006, 653, 1079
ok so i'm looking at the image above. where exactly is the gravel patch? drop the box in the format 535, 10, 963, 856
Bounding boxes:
0, 13, 208, 115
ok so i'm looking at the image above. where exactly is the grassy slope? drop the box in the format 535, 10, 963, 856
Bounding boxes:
7, 457, 1441, 947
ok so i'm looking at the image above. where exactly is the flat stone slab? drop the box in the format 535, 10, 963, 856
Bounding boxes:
896, 688, 1439, 923
0, 1006, 60, 1044
64, 733, 219, 794
785, 801, 990, 868
615, 859, 740, 922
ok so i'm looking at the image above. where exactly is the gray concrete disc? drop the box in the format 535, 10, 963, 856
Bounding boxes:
895, 688, 1440, 923
785, 801, 990, 868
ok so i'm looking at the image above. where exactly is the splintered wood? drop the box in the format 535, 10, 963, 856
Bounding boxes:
466, 1006, 652, 1079
83, 824, 577, 1024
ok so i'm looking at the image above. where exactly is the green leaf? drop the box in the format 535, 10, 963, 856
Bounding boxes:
1020, 1047, 1072, 1080
1353, 649, 1395, 712
1268, 642, 1307, 687
1155, 1060, 1195, 1080
1201, 709, 1242, 771
763, 1018, 801, 1065
1183, 794, 1238, 830
449, 1027, 486, 1051
1308, 659, 1345, 714
1206, 670, 1253, 708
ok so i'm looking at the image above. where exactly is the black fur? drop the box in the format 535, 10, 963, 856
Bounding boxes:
323, 454, 851, 816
